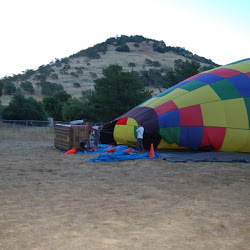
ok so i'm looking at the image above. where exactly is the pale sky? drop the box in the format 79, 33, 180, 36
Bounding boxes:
0, 0, 249, 78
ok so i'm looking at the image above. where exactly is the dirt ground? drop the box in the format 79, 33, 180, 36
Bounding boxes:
0, 127, 250, 249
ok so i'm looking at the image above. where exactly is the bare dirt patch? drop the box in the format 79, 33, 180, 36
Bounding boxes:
0, 127, 249, 249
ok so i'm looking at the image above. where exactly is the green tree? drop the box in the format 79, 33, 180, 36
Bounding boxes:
3, 82, 16, 95
140, 69, 167, 87
85, 64, 152, 122
128, 62, 136, 67
116, 44, 130, 52
43, 91, 71, 121
2, 94, 47, 120
167, 59, 200, 86
40, 81, 64, 96
0, 102, 4, 118
62, 98, 85, 121
73, 82, 80, 88
0, 80, 4, 96
20, 81, 34, 94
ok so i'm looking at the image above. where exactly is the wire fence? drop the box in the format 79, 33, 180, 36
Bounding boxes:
0, 119, 70, 128
0, 119, 104, 128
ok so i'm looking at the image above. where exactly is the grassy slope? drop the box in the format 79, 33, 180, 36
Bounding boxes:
1, 40, 216, 105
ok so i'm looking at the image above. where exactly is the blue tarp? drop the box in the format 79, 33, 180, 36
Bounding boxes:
89, 151, 160, 162
82, 144, 138, 154
61, 144, 137, 154
59, 145, 250, 163
61, 144, 160, 162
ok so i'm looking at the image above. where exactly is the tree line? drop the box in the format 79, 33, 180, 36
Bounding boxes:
0, 60, 207, 123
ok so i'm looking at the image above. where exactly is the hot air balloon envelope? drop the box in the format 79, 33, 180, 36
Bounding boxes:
101, 59, 250, 153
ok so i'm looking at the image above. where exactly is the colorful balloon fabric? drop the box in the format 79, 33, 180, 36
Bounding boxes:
101, 58, 250, 152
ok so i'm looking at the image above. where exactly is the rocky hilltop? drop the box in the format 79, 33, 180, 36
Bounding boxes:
1, 35, 218, 105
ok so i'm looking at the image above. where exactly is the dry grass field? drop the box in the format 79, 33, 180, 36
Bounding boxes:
0, 127, 250, 249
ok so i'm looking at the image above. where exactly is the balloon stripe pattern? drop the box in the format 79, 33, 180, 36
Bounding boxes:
109, 58, 250, 152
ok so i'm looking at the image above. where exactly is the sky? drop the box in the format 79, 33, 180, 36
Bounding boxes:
0, 0, 249, 78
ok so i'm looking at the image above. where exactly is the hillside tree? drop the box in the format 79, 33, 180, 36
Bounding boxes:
167, 59, 200, 86
3, 82, 17, 95
85, 64, 152, 122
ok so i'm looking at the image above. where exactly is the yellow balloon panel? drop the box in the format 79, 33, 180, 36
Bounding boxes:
126, 118, 138, 126
174, 85, 220, 109
201, 98, 248, 129
224, 61, 250, 73
201, 101, 227, 127
140, 97, 157, 107
114, 124, 137, 145
157, 138, 188, 150
220, 128, 250, 152
141, 88, 188, 108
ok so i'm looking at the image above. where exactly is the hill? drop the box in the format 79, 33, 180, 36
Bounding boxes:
0, 35, 219, 105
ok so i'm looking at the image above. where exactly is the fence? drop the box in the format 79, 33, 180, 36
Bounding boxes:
0, 119, 70, 128
0, 119, 103, 128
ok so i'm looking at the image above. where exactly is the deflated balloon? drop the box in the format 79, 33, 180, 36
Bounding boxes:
101, 58, 250, 152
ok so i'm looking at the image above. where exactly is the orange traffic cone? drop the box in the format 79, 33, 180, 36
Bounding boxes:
91, 146, 98, 152
64, 147, 77, 154
149, 143, 155, 158
106, 148, 116, 153
124, 147, 132, 153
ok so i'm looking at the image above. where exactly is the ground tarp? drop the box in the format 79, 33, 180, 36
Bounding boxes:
84, 144, 137, 154
61, 145, 250, 163
61, 144, 160, 162
89, 151, 160, 162
62, 144, 250, 163
160, 150, 250, 163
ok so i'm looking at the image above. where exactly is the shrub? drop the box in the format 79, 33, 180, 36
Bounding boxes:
75, 67, 84, 74
59, 69, 68, 74
41, 81, 64, 96
152, 61, 161, 67
116, 44, 130, 52
70, 42, 106, 59
4, 82, 16, 95
55, 60, 62, 67
23, 69, 36, 78
145, 59, 152, 65
89, 72, 97, 78
70, 72, 79, 78
35, 74, 47, 81
63, 64, 70, 70
83, 48, 101, 59
128, 62, 136, 67
73, 82, 81, 88
38, 65, 54, 75
50, 73, 58, 80
20, 81, 34, 94
61, 58, 70, 64
153, 43, 166, 53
